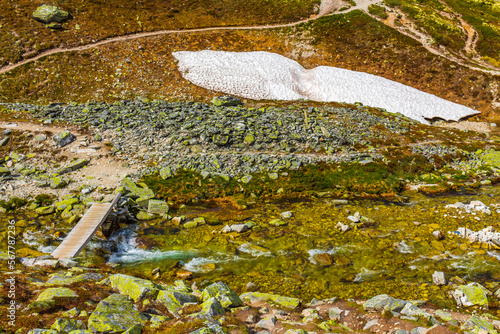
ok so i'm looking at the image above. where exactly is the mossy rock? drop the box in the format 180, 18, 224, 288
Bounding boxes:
37, 287, 78, 302
481, 150, 500, 168
269, 218, 287, 226
240, 292, 300, 309
462, 315, 497, 333
50, 177, 68, 189
136, 211, 154, 221
108, 274, 162, 301
147, 200, 169, 215
35, 206, 55, 215
55, 198, 79, 211
201, 297, 225, 317
27, 330, 59, 334
122, 178, 154, 199
363, 294, 407, 312
211, 96, 242, 107
459, 283, 489, 306
87, 294, 148, 332
0, 167, 11, 176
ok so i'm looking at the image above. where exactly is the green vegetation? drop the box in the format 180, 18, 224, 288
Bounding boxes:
0, 197, 27, 211
368, 4, 389, 19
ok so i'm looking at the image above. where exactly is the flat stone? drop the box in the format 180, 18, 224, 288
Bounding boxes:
230, 224, 248, 233
57, 159, 89, 175
363, 294, 407, 312
269, 219, 287, 226
0, 167, 11, 176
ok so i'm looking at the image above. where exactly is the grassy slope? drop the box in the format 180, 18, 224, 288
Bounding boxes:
1, 11, 498, 120
0, 0, 319, 65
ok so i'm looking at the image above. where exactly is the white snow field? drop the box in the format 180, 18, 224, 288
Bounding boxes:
173, 50, 479, 124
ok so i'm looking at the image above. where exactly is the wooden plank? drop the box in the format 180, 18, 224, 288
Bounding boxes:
52, 192, 122, 259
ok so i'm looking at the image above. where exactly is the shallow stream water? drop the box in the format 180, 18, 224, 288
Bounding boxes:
3, 185, 500, 310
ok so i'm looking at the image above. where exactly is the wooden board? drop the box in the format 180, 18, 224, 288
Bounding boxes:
52, 193, 121, 259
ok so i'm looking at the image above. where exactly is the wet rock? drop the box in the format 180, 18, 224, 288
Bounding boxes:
201, 281, 243, 308
280, 211, 293, 219
52, 130, 76, 147
432, 271, 447, 286
87, 294, 148, 332
240, 292, 300, 309
147, 200, 169, 215
212, 96, 242, 107
50, 318, 86, 333
363, 294, 408, 312
55, 197, 79, 211
108, 274, 162, 301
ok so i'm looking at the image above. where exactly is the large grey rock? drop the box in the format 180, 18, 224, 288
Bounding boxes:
363, 294, 407, 312
87, 294, 147, 332
201, 281, 242, 308
33, 5, 69, 24
400, 303, 431, 319
108, 274, 162, 301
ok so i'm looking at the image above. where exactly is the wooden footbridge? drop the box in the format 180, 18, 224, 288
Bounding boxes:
52, 193, 122, 259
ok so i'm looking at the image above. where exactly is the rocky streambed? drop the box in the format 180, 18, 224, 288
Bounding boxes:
1, 98, 500, 333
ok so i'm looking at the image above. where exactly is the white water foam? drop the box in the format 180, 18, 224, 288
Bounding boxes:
184, 253, 244, 273
173, 50, 479, 124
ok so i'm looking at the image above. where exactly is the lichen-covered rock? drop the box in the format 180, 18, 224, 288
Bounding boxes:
67, 331, 93, 334
159, 166, 172, 179
27, 330, 59, 334
52, 130, 76, 147
149, 315, 170, 329
183, 221, 198, 229
433, 310, 459, 327
136, 211, 154, 220
212, 96, 242, 107
123, 324, 143, 334
201, 297, 225, 318
87, 294, 147, 332
284, 330, 308, 334
462, 315, 497, 334
50, 176, 68, 189
455, 283, 489, 307
108, 274, 161, 301
240, 292, 300, 309
363, 294, 407, 312
50, 318, 86, 333
37, 287, 78, 302
57, 159, 89, 175
47, 272, 104, 286
122, 178, 154, 199
148, 200, 169, 215
201, 281, 242, 308
156, 289, 198, 314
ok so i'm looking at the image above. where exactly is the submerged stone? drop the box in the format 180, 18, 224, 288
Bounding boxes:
87, 294, 148, 332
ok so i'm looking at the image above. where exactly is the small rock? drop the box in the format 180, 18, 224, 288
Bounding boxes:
230, 224, 248, 233
33, 5, 69, 24
255, 316, 276, 331
432, 271, 446, 286
433, 231, 444, 240
0, 137, 9, 147
53, 130, 76, 147
280, 211, 293, 219
212, 96, 242, 107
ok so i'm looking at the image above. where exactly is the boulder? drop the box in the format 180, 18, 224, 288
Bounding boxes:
201, 297, 225, 318
50, 318, 86, 333
29, 287, 78, 311
240, 292, 300, 309
156, 289, 197, 314
201, 281, 242, 308
108, 274, 162, 301
432, 271, 447, 286
122, 178, 154, 199
453, 283, 489, 307
363, 294, 407, 312
400, 302, 431, 319
87, 294, 148, 332
33, 5, 69, 24
52, 130, 76, 147
148, 200, 169, 215
462, 315, 496, 333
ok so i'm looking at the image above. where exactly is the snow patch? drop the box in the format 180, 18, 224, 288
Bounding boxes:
173, 50, 479, 124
